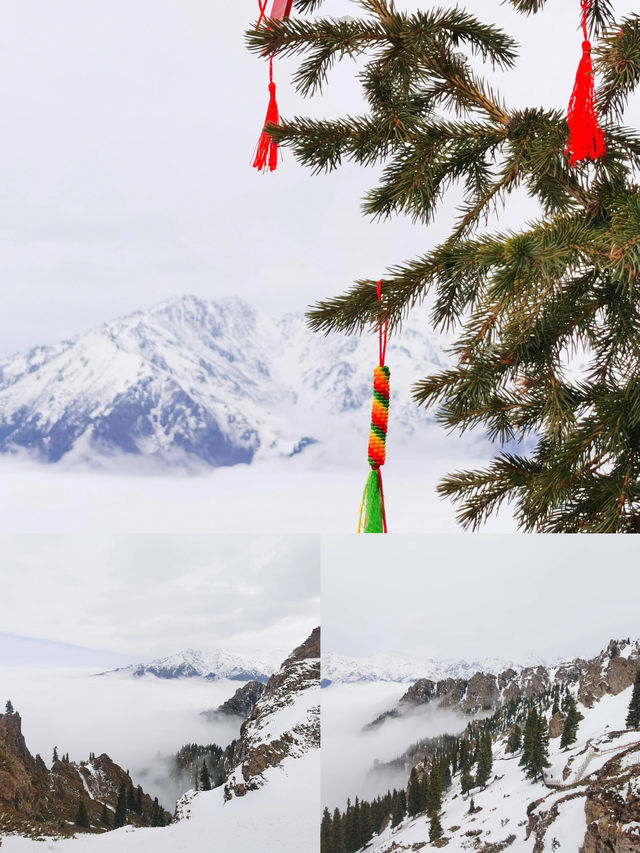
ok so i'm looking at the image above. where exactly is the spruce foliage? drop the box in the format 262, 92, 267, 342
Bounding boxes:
626, 670, 640, 729
407, 767, 422, 816
4, 700, 13, 714
248, 0, 640, 532
460, 768, 474, 796
321, 807, 334, 853
429, 811, 443, 841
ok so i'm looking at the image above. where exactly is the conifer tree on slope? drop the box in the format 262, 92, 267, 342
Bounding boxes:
507, 723, 522, 753
627, 670, 640, 729
248, 0, 640, 533
475, 732, 493, 786
114, 784, 127, 829
321, 807, 334, 853
75, 800, 90, 829
560, 695, 584, 748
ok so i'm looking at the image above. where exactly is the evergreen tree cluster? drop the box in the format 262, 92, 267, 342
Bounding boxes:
248, 0, 640, 533
4, 700, 14, 714
321, 741, 457, 852
173, 742, 226, 790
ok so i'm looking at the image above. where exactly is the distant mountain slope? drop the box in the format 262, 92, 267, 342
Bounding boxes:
367, 639, 640, 727
100, 649, 276, 683
322, 652, 553, 687
0, 295, 447, 468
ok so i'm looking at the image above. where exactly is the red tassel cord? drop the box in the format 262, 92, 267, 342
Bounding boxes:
565, 0, 606, 165
253, 59, 279, 173
253, 0, 292, 173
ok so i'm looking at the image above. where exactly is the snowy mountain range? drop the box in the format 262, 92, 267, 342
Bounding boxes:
0, 295, 447, 468
99, 649, 278, 683
321, 651, 554, 687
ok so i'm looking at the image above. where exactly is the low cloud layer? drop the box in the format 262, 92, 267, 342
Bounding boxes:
0, 667, 243, 809
323, 683, 469, 810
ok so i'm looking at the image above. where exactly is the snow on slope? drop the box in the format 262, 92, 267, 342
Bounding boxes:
100, 648, 278, 683
360, 687, 640, 852
224, 627, 321, 799
0, 294, 450, 468
0, 753, 320, 853
0, 633, 321, 852
322, 652, 553, 686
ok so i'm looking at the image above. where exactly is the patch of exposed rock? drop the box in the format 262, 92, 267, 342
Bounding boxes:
0, 710, 169, 838
201, 680, 266, 721
369, 640, 640, 725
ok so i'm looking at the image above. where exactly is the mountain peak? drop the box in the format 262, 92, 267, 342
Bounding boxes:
0, 294, 447, 469
100, 648, 275, 683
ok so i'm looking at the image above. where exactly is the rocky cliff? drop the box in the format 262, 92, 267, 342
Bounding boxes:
0, 710, 169, 838
201, 680, 266, 722
369, 639, 640, 727
223, 627, 320, 800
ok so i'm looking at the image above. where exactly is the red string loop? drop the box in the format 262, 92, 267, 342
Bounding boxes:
377, 279, 388, 367
256, 0, 269, 28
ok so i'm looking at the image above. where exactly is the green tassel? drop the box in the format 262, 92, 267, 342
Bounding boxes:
359, 468, 384, 533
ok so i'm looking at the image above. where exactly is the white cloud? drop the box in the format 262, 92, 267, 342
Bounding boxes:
322, 535, 640, 662
0, 534, 319, 658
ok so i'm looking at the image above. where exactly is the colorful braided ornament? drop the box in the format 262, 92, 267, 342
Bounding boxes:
358, 281, 390, 534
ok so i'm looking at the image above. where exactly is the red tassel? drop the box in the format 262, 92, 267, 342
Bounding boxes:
565, 2, 606, 165
253, 72, 279, 173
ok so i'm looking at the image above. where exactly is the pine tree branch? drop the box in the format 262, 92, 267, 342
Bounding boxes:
293, 0, 326, 12
508, 0, 614, 35
246, 9, 517, 98
596, 16, 640, 119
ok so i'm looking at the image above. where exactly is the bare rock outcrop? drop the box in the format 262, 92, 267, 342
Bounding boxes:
223, 627, 320, 801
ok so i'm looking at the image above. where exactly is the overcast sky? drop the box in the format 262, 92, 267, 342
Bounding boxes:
0, 534, 319, 664
323, 535, 640, 663
1, 0, 638, 356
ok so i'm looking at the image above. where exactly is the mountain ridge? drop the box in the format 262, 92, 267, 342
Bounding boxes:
322, 651, 557, 688
98, 648, 278, 683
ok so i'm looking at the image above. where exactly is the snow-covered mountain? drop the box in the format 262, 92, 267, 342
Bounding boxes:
322, 652, 554, 687
100, 649, 277, 683
0, 294, 447, 467
0, 630, 321, 853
